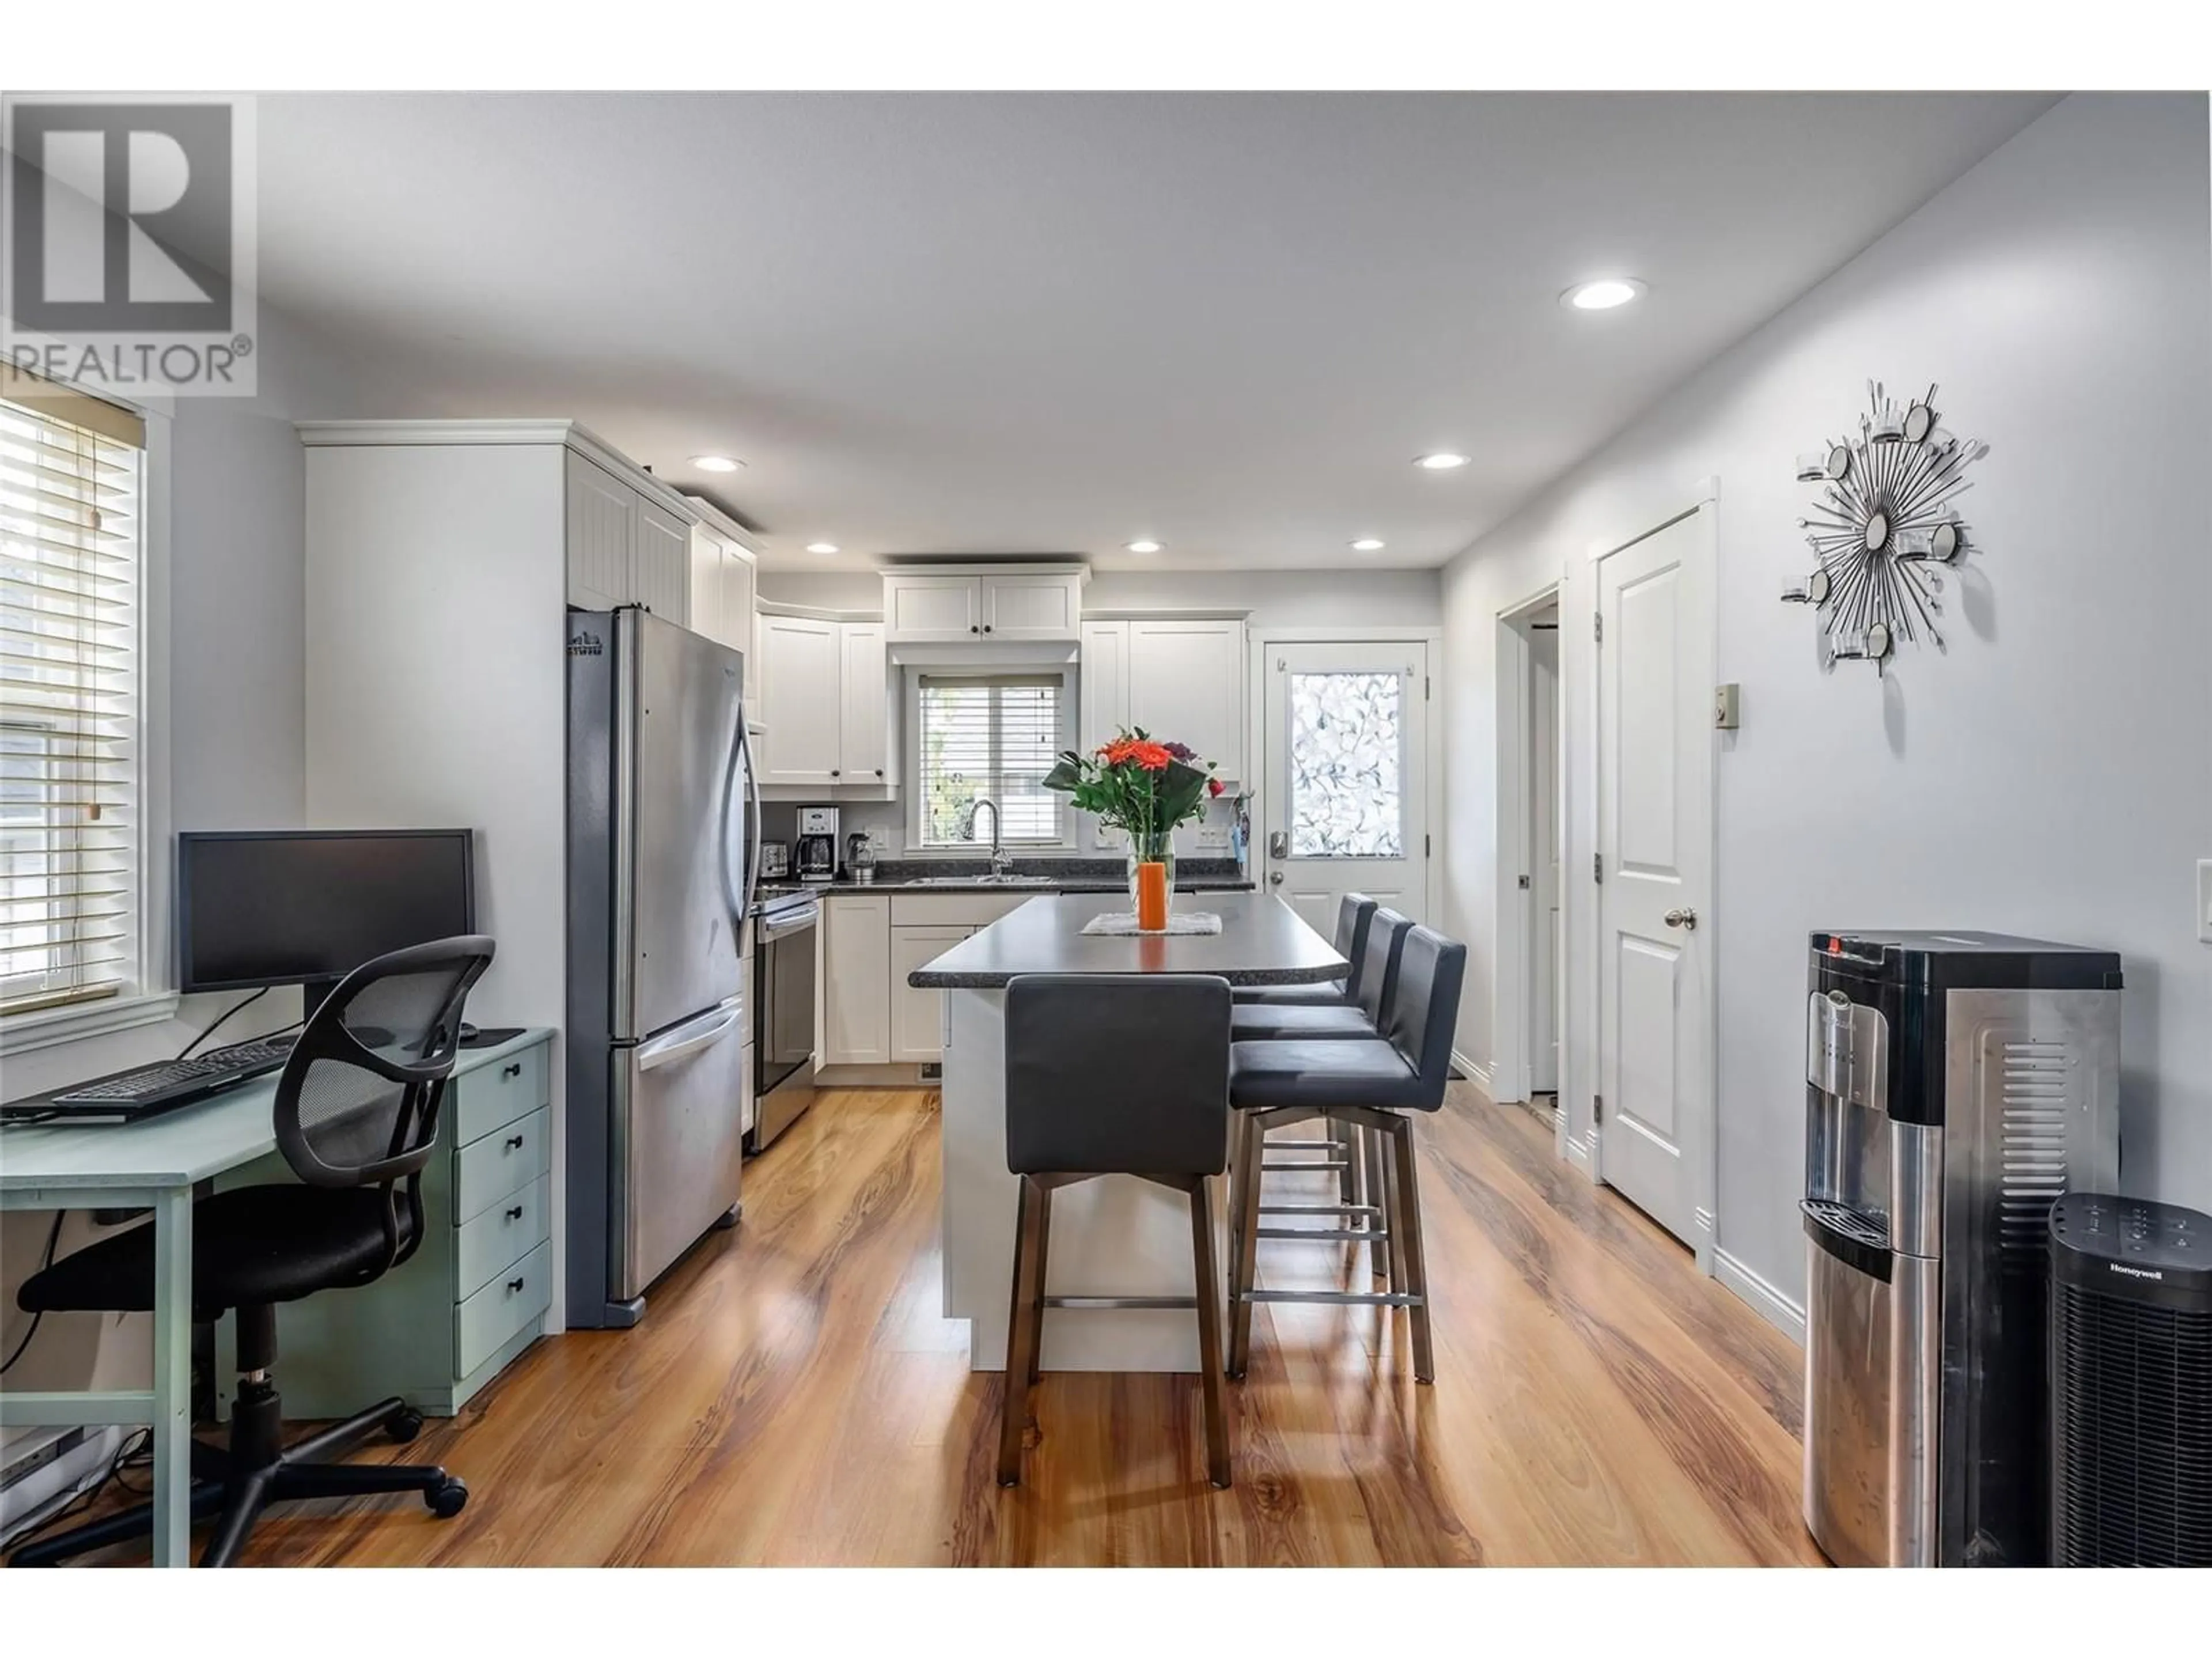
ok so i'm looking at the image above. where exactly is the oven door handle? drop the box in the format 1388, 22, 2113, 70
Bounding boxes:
759, 909, 819, 943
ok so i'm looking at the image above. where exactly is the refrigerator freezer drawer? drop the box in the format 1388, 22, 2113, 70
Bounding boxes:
613, 999, 746, 1302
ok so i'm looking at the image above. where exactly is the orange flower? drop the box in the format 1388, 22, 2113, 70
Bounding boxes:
1126, 741, 1173, 771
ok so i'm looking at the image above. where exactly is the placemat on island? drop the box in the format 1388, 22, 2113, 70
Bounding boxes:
1080, 910, 1225, 937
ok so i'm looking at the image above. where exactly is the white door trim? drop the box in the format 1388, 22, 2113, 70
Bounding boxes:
1246, 626, 1445, 933
1574, 483, 1722, 1272
1490, 579, 1563, 1112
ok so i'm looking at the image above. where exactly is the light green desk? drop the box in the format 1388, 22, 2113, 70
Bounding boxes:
0, 1028, 554, 1567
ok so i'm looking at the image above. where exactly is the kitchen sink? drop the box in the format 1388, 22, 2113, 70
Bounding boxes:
908, 873, 1058, 886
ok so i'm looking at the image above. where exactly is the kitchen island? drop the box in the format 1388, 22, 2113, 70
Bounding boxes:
909, 892, 1346, 1372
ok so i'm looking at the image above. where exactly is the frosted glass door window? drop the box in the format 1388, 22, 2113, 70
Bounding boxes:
1289, 671, 1403, 858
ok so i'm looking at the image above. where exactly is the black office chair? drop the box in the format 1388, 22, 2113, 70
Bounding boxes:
1232, 894, 1376, 1007
10, 935, 496, 1568
1226, 924, 1466, 1384
998, 973, 1233, 1490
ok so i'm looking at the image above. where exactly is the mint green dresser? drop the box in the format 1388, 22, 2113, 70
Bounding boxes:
216, 1028, 557, 1419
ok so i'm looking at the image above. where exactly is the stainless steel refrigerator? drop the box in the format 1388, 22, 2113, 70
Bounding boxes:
565, 607, 759, 1328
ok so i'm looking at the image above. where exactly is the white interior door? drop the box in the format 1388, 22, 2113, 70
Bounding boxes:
1529, 625, 1561, 1093
1595, 511, 1713, 1247
1262, 642, 1429, 934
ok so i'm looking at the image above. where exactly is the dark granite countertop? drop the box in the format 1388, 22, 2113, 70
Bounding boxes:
906, 892, 1346, 989
761, 855, 1253, 899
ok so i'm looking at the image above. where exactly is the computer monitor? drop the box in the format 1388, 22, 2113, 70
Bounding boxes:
177, 828, 476, 994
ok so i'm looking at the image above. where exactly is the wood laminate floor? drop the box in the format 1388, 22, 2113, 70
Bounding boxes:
73, 1084, 1823, 1566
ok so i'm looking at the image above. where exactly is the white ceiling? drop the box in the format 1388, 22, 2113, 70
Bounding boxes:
256, 92, 2055, 572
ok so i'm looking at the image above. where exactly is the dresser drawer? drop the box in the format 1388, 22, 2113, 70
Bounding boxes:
454, 1106, 549, 1223
454, 1173, 551, 1300
454, 1240, 551, 1377
453, 1041, 550, 1146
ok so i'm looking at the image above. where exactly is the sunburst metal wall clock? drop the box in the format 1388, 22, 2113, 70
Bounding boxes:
1783, 380, 1986, 673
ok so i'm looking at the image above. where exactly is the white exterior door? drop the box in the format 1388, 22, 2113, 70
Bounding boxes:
1261, 642, 1429, 935
1594, 509, 1714, 1247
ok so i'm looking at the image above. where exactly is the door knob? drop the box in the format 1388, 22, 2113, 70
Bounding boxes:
1664, 907, 1698, 930
1268, 870, 1284, 886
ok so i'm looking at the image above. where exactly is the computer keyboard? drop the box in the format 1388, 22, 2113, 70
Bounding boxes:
36, 1033, 298, 1120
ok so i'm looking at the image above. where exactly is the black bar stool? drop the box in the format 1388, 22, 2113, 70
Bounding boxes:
1232, 910, 1410, 1241
998, 973, 1233, 1490
1233, 893, 1376, 1008
1225, 925, 1466, 1384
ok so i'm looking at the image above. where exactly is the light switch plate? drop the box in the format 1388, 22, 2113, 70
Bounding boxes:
2199, 859, 2212, 943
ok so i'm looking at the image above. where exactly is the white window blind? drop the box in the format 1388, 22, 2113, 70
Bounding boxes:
0, 388, 145, 1017
915, 675, 1066, 847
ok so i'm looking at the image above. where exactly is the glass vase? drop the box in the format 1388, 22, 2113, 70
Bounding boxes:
1126, 831, 1175, 930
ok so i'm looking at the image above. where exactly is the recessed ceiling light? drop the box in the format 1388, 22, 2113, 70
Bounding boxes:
1350, 538, 1385, 552
1414, 453, 1469, 471
1561, 278, 1645, 312
805, 541, 840, 555
1126, 539, 1162, 554
690, 454, 743, 472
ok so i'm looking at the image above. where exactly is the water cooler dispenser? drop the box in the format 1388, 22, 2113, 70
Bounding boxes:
1800, 930, 2122, 1567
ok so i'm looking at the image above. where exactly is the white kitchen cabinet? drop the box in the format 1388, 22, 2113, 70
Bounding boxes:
565, 452, 635, 611
836, 622, 891, 785
889, 925, 971, 1062
881, 568, 1085, 644
1078, 620, 1130, 851
824, 893, 893, 1065
1128, 618, 1246, 784
982, 573, 1082, 641
633, 498, 691, 624
757, 614, 843, 786
882, 574, 982, 642
683, 498, 763, 706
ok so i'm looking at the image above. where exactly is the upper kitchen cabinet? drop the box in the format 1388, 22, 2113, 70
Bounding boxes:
683, 497, 762, 710
756, 607, 896, 791
1083, 616, 1248, 786
756, 612, 842, 787
559, 444, 701, 623
882, 574, 981, 642
881, 566, 1086, 644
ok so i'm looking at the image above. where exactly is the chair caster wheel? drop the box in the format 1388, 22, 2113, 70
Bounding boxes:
387, 1407, 426, 1444
426, 1476, 468, 1518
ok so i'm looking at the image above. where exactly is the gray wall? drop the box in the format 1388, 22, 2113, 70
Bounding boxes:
1437, 94, 2212, 1316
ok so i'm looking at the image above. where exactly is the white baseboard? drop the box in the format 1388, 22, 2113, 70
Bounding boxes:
1453, 1049, 1494, 1094
1714, 1248, 1806, 1347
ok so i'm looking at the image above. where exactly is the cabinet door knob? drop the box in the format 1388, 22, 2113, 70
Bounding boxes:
506, 1205, 524, 1221
874, 768, 883, 778
501, 1062, 522, 1078
830, 768, 841, 778
506, 1134, 525, 1150
983, 624, 993, 634
969, 624, 979, 634
507, 1277, 526, 1294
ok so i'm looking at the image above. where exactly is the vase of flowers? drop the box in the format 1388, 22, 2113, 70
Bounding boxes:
1043, 728, 1222, 931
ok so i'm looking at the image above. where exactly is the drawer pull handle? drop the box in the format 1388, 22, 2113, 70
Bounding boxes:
505, 1134, 525, 1150
502, 1062, 523, 1078
506, 1205, 524, 1221
507, 1277, 526, 1294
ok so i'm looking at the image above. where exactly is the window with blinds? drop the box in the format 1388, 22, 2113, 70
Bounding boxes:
0, 382, 145, 1017
915, 675, 1067, 847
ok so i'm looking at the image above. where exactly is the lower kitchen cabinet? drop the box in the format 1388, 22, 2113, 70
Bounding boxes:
215, 1029, 558, 1419
824, 893, 893, 1064
891, 925, 972, 1061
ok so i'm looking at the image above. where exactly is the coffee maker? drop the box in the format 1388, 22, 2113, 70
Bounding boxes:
794, 805, 842, 883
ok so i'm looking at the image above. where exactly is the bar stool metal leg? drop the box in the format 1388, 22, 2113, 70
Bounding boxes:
998, 1176, 1048, 1485
1029, 1184, 1054, 1384
1228, 1114, 1266, 1379
1185, 1174, 1232, 1487
1387, 1116, 1435, 1383
1377, 1125, 1406, 1295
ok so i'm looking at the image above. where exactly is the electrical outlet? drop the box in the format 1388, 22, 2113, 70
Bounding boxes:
1195, 825, 1230, 850
2198, 859, 2212, 944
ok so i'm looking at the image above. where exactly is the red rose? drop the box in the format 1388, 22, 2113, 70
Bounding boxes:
1207, 777, 1225, 797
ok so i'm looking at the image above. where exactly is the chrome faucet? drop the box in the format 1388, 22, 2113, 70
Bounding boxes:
968, 797, 1014, 875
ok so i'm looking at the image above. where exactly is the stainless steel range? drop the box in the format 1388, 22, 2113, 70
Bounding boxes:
1800, 930, 2122, 1567
747, 887, 819, 1152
